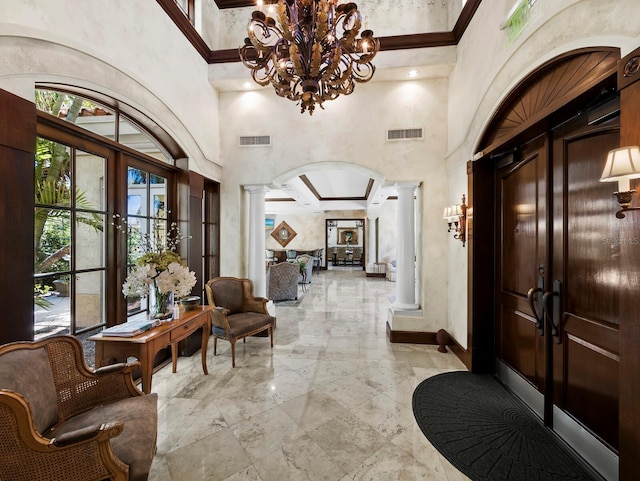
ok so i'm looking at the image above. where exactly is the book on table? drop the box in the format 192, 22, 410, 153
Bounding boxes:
101, 316, 162, 337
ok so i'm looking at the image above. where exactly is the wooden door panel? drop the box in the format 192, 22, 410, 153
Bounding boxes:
564, 132, 621, 325
497, 135, 547, 391
552, 122, 620, 450
564, 333, 619, 449
500, 304, 540, 385
501, 156, 539, 296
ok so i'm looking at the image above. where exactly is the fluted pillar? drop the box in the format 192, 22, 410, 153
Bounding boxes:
394, 182, 419, 310
244, 185, 268, 297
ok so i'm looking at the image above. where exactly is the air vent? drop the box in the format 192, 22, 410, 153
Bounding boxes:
386, 128, 423, 141
238, 135, 271, 147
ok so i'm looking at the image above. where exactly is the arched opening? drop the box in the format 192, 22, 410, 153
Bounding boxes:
468, 47, 621, 480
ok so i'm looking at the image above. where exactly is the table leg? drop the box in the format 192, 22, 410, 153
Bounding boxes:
171, 342, 178, 373
201, 324, 210, 375
141, 345, 154, 394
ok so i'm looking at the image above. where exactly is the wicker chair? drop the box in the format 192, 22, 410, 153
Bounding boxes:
205, 277, 275, 367
0, 335, 157, 481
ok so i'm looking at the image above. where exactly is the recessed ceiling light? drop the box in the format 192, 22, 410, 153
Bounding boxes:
408, 70, 418, 78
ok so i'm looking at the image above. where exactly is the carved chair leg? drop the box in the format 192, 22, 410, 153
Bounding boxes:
213, 337, 217, 356
269, 326, 273, 348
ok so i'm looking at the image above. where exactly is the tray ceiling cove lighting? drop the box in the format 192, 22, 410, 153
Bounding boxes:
239, 0, 379, 115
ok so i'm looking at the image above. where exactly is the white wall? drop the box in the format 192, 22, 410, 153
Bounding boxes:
220, 77, 450, 332
0, 0, 222, 180
445, 0, 640, 348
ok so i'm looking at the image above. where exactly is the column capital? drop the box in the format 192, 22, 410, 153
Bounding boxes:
394, 181, 420, 191
243, 184, 270, 194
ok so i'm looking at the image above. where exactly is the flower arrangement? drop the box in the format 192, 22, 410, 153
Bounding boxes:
117, 215, 196, 319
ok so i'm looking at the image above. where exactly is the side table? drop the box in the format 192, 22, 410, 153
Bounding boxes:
89, 305, 213, 394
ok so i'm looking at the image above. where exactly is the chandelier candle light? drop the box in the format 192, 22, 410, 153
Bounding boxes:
239, 0, 379, 115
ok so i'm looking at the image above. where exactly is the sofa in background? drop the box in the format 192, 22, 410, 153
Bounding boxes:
0, 335, 157, 481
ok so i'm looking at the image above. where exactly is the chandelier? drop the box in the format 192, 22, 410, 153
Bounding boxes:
239, 0, 379, 115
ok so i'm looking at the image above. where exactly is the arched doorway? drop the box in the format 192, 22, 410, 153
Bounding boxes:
267, 162, 397, 274
468, 47, 622, 480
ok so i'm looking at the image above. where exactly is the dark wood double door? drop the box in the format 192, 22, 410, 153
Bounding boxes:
496, 112, 620, 461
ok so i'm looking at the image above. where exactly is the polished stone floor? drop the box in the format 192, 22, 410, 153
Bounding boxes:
148, 269, 470, 481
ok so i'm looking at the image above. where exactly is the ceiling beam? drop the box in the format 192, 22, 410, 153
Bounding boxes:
157, 0, 482, 64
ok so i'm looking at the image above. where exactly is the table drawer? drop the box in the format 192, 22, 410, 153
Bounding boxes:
170, 318, 201, 343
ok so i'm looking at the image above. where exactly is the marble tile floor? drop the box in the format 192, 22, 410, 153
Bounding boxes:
148, 269, 470, 481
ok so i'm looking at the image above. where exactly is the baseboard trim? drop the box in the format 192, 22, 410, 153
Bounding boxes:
449, 337, 471, 370
386, 323, 472, 368
366, 272, 386, 278
386, 322, 437, 344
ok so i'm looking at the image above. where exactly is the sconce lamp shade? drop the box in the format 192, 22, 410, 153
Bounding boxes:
443, 207, 452, 220
451, 204, 464, 217
600, 146, 640, 192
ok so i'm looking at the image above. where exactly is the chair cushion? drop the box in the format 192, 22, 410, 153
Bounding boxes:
226, 313, 273, 338
210, 279, 244, 314
0, 347, 58, 433
47, 394, 158, 481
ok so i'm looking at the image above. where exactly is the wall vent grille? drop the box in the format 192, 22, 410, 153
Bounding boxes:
386, 128, 423, 141
238, 135, 271, 146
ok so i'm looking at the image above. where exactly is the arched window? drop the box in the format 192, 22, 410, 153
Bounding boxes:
34, 88, 179, 339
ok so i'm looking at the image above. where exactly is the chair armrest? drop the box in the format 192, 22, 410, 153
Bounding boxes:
93, 360, 140, 376
211, 307, 231, 331
51, 421, 123, 447
0, 392, 129, 481
246, 296, 269, 313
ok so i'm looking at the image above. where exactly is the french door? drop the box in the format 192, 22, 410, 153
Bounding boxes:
496, 112, 620, 479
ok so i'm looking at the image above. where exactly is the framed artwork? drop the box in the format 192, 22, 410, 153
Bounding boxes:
337, 227, 358, 245
271, 220, 297, 247
265, 218, 275, 230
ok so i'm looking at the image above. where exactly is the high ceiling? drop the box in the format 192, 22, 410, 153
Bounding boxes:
167, 0, 482, 213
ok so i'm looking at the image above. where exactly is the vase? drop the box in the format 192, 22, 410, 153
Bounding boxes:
150, 284, 174, 321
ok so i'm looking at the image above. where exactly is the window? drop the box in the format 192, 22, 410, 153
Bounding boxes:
202, 180, 220, 299
34, 138, 109, 338
174, 0, 195, 24
36, 89, 172, 164
34, 88, 178, 338
124, 166, 169, 317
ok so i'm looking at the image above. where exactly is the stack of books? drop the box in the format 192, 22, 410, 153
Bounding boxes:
101, 317, 162, 337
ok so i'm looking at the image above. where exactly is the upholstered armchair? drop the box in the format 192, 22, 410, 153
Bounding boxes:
296, 254, 313, 284
205, 277, 275, 367
267, 262, 299, 301
0, 335, 157, 481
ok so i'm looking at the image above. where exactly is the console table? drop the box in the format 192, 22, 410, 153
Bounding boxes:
89, 305, 213, 394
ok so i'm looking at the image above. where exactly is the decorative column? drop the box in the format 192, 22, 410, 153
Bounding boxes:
244, 185, 268, 298
366, 213, 378, 271
394, 182, 419, 310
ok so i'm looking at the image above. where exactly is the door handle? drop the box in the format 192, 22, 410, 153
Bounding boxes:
528, 287, 544, 335
543, 280, 562, 344
527, 270, 545, 335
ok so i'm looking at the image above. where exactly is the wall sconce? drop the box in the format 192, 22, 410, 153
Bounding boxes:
600, 146, 640, 218
443, 194, 467, 246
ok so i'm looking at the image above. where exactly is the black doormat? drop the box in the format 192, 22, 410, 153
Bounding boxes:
412, 372, 601, 481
